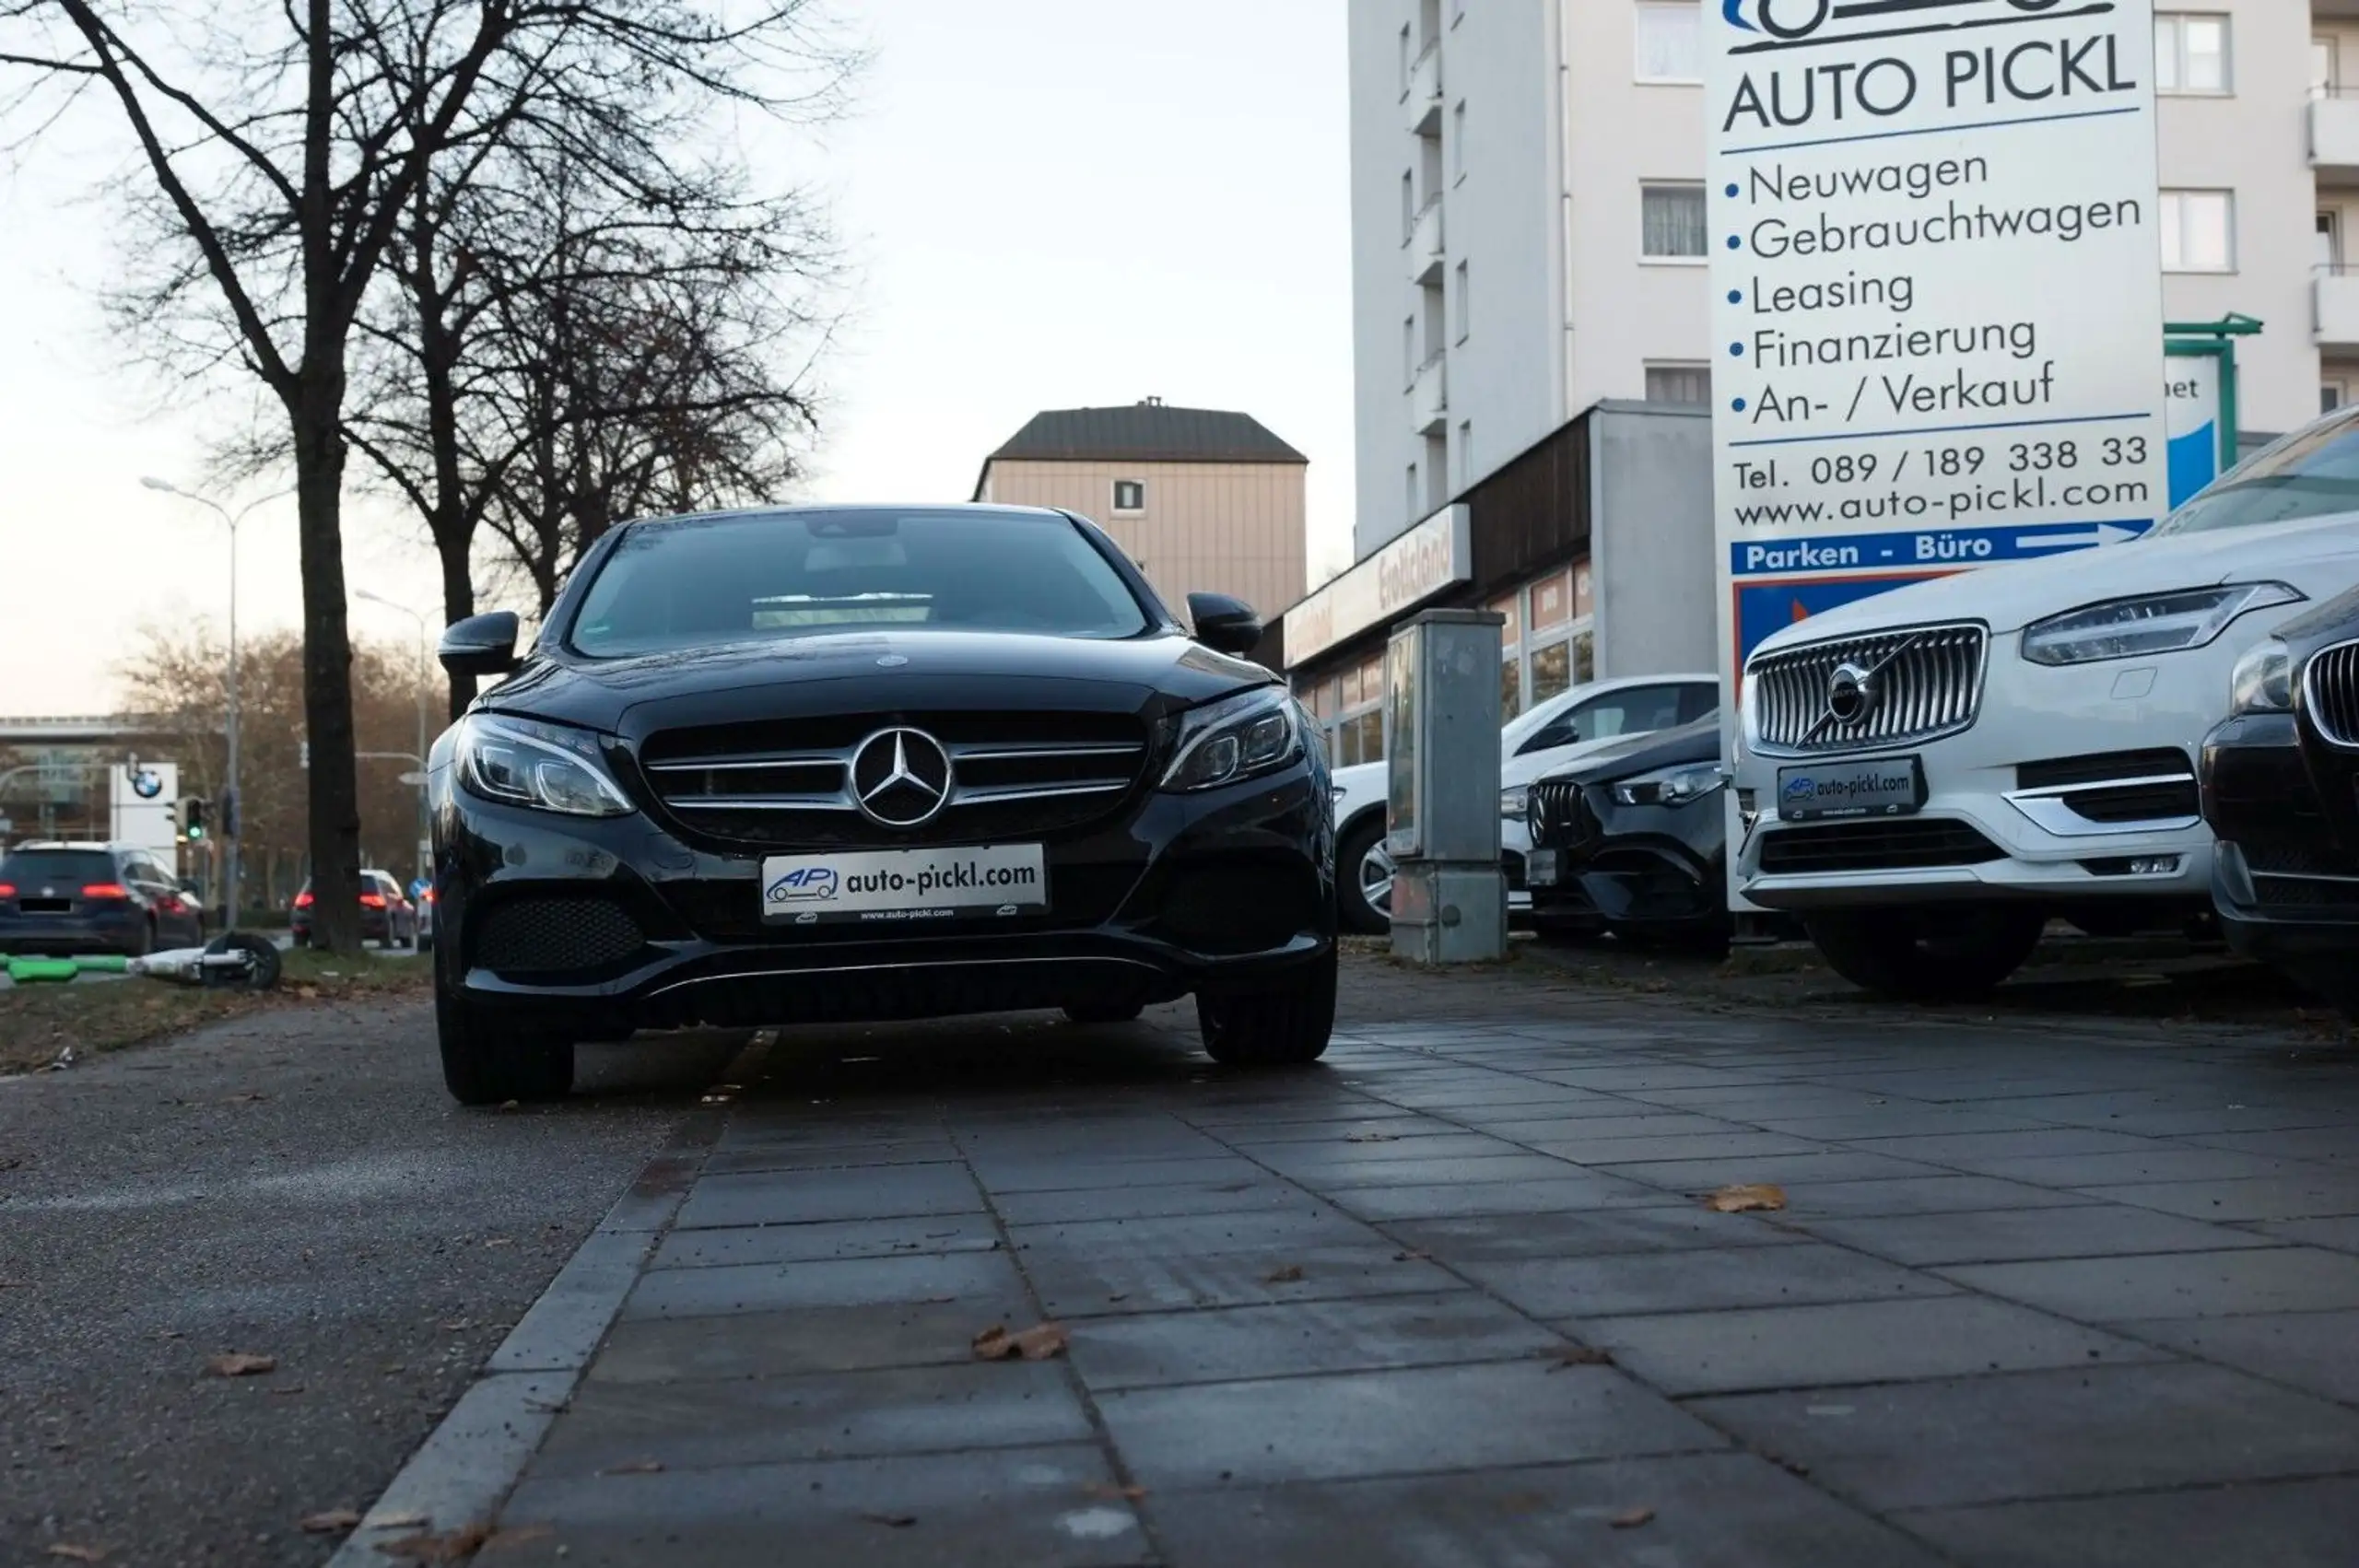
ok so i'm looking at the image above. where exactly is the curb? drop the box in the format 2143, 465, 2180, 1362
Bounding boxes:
326, 1032, 769, 1563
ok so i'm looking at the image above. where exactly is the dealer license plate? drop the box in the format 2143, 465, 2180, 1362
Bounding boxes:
759, 843, 1048, 925
1525, 848, 1561, 887
1776, 756, 1924, 823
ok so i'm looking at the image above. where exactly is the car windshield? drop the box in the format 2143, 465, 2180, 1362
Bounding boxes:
0, 850, 116, 885
569, 509, 1152, 658
2152, 407, 2359, 536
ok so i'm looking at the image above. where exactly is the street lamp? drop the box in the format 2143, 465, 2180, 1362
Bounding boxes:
140, 476, 291, 930
354, 588, 432, 886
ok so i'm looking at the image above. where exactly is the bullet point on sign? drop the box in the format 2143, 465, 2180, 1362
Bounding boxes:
1726, 235, 1742, 250
1730, 342, 1744, 357
1732, 398, 1747, 412
1728, 289, 1743, 304
1725, 183, 1739, 198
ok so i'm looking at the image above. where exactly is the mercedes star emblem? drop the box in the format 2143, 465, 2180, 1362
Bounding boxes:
1825, 661, 1877, 725
850, 727, 953, 827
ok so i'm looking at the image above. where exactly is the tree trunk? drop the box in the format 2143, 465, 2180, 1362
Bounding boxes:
436, 521, 478, 723
291, 373, 366, 955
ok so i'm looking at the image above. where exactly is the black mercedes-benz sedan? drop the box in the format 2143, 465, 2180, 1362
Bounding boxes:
426, 505, 1335, 1104
2200, 581, 2359, 1014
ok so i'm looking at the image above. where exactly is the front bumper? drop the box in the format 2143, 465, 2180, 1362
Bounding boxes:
434, 764, 1336, 1034
2202, 710, 2359, 962
1734, 632, 2230, 912
1530, 786, 1726, 931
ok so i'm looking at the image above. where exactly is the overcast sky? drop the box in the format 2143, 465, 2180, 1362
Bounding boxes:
0, 0, 1353, 715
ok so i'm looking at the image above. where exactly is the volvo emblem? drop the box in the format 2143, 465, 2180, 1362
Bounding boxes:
850, 728, 953, 827
1825, 661, 1877, 725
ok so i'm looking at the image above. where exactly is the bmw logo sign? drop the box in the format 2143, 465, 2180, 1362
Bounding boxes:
130, 768, 164, 800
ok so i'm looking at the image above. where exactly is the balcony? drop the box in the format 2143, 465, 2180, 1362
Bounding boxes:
1411, 353, 1448, 435
2312, 93, 2359, 179
1404, 41, 1441, 136
1405, 198, 1444, 286
2318, 269, 2359, 348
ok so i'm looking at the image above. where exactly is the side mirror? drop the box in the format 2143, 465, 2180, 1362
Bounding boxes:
439, 611, 521, 678
1187, 591, 1262, 657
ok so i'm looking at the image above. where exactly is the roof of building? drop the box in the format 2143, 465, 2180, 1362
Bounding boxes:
985, 401, 1309, 468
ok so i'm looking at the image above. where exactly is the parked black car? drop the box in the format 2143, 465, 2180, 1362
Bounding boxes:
0, 842, 205, 956
2201, 583, 2359, 1013
426, 504, 1336, 1105
291, 869, 421, 950
1524, 716, 1731, 951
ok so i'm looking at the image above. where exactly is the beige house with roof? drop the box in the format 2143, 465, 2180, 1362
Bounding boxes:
972, 398, 1309, 624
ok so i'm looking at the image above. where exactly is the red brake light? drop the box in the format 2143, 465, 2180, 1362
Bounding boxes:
293, 890, 315, 909
0, 884, 14, 898
81, 883, 130, 900
424, 887, 436, 904
359, 893, 386, 908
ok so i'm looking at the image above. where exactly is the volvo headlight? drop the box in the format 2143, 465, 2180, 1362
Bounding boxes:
2229, 638, 2294, 715
1612, 763, 1728, 808
2020, 583, 2303, 666
455, 714, 634, 817
1161, 686, 1303, 791
1499, 785, 1529, 821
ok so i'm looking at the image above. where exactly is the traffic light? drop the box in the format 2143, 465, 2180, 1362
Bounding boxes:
182, 797, 208, 843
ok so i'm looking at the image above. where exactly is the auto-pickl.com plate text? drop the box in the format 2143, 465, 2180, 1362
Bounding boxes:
1777, 757, 1924, 823
760, 843, 1047, 924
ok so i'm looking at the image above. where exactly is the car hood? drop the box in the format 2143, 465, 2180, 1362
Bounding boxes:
480, 628, 1273, 736
1544, 717, 1720, 788
1502, 731, 1676, 789
1751, 512, 2359, 659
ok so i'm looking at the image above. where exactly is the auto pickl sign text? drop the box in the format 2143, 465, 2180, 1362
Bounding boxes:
1706, 0, 2169, 671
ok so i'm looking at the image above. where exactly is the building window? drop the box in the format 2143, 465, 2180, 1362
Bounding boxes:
2325, 381, 2348, 415
2154, 14, 2229, 94
1640, 182, 1708, 260
2321, 212, 2341, 274
1326, 649, 1386, 766
1111, 479, 1144, 513
2317, 36, 2341, 99
1401, 170, 1415, 241
1645, 363, 1712, 404
1405, 462, 1420, 521
1398, 23, 1413, 97
1457, 420, 1473, 488
2159, 189, 2235, 272
1403, 315, 1417, 388
1453, 260, 1470, 343
1635, 1, 1703, 83
1451, 100, 1466, 182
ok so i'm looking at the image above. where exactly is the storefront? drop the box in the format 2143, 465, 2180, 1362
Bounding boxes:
1277, 401, 1714, 766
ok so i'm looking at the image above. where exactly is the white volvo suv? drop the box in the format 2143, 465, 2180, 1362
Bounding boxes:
1732, 407, 2359, 999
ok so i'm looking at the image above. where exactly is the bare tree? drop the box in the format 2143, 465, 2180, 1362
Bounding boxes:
0, 0, 846, 952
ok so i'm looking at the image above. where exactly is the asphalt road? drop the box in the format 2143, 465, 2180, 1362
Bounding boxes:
0, 994, 745, 1566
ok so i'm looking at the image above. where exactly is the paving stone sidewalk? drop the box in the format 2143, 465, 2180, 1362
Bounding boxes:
477, 959, 2359, 1566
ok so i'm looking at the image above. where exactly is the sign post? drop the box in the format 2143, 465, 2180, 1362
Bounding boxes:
1706, 0, 2170, 687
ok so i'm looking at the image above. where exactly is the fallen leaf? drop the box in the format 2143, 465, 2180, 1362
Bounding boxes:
45, 1546, 105, 1563
599, 1458, 663, 1475
205, 1352, 277, 1377
1547, 1345, 1614, 1370
1083, 1482, 1147, 1501
860, 1513, 917, 1528
1264, 1264, 1306, 1284
971, 1322, 1068, 1361
1702, 1183, 1785, 1213
375, 1522, 492, 1562
494, 1100, 521, 1113
299, 1510, 362, 1534
1609, 1507, 1656, 1530
368, 1511, 430, 1529
293, 986, 318, 1001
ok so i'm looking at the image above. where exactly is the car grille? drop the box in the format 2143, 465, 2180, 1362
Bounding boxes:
1757, 818, 2005, 874
1527, 780, 1596, 849
2244, 840, 2359, 879
474, 896, 647, 973
2305, 638, 2359, 747
638, 710, 1150, 848
1748, 624, 1986, 755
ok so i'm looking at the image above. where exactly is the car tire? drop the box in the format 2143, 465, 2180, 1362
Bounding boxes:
1337, 814, 1392, 936
1197, 947, 1337, 1067
127, 919, 155, 959
1802, 906, 2046, 1000
436, 988, 576, 1106
1062, 1001, 1144, 1024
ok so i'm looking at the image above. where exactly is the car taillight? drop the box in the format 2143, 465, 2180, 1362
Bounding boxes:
423, 887, 436, 904
293, 890, 314, 909
0, 884, 14, 898
81, 883, 130, 900
359, 893, 386, 907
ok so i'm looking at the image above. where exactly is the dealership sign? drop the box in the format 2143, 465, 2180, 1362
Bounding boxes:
1285, 505, 1471, 665
1707, 0, 2169, 678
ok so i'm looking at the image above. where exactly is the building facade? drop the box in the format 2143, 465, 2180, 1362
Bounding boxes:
1313, 0, 2338, 756
974, 400, 1309, 625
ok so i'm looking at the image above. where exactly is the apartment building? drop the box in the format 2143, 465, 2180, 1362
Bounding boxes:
973, 399, 1309, 629
1297, 0, 2332, 750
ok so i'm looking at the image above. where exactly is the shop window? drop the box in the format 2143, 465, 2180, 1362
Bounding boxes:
1530, 639, 1572, 706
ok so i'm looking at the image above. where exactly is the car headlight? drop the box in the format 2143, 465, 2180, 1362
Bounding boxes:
1612, 763, 1728, 808
2229, 638, 2294, 715
1160, 686, 1303, 791
2020, 583, 2303, 666
1499, 785, 1529, 821
455, 713, 634, 817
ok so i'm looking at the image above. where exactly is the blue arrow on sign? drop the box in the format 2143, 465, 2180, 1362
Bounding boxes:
1730, 520, 2153, 578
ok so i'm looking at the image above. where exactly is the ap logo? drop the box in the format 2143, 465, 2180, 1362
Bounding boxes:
767, 865, 839, 903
